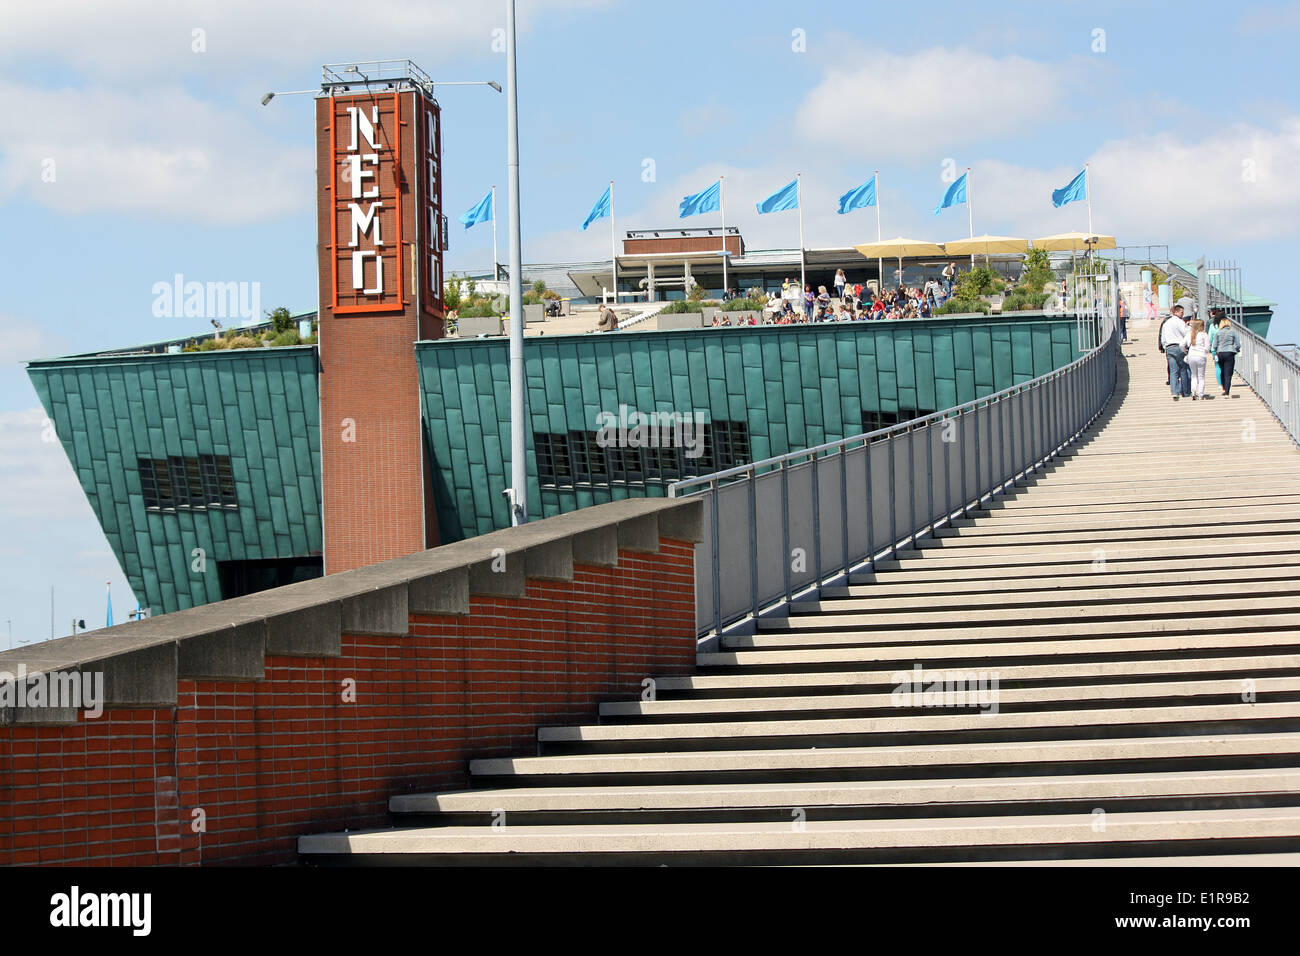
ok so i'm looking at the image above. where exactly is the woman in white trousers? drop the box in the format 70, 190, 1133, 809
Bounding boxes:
1185, 319, 1210, 400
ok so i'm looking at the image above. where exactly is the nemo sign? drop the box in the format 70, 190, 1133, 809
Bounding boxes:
316, 90, 444, 319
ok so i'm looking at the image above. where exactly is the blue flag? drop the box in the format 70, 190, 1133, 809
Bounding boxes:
582, 185, 611, 231
458, 189, 493, 229
679, 180, 721, 218
1052, 168, 1087, 208
932, 173, 967, 215
838, 176, 876, 214
755, 178, 799, 214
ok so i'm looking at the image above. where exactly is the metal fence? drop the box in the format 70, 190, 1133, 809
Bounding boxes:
671, 323, 1120, 637
1237, 322, 1300, 446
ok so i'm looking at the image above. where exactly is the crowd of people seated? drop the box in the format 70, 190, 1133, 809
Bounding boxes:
703, 270, 963, 327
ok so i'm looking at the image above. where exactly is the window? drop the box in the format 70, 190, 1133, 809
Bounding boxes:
534, 433, 573, 487
139, 455, 238, 511
568, 431, 608, 484
535, 420, 751, 488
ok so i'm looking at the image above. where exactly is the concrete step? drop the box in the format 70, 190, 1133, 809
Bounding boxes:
297, 806, 1300, 865
799, 580, 1300, 614
700, 630, 1300, 670
937, 506, 1300, 537
469, 732, 1300, 783
391, 768, 1300, 819
599, 677, 1300, 721
536, 701, 1300, 754
849, 550, 1300, 586
748, 608, 1300, 641
652, 655, 1300, 698
815, 578, 1300, 611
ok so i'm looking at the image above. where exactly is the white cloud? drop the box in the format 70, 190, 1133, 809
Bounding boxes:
0, 81, 313, 224
0, 0, 610, 80
0, 406, 136, 644
0, 315, 71, 367
796, 48, 1066, 158
974, 118, 1300, 244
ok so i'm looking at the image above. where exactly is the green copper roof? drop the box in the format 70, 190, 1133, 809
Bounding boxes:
417, 314, 1082, 541
27, 347, 322, 614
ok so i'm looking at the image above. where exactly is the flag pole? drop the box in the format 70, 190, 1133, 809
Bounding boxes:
609, 180, 618, 304
875, 170, 882, 294
491, 185, 498, 282
719, 175, 728, 295
797, 173, 806, 294
966, 166, 974, 268
1085, 162, 1093, 237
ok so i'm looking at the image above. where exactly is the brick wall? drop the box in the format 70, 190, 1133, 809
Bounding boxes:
0, 540, 696, 866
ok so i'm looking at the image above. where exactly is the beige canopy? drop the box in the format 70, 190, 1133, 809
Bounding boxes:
944, 234, 1030, 256
1032, 232, 1117, 252
854, 237, 947, 259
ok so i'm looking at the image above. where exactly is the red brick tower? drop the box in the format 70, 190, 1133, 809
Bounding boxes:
315, 62, 446, 573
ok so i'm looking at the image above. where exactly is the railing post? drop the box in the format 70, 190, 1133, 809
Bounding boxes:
907, 425, 917, 547
781, 460, 791, 604
973, 401, 982, 510
747, 470, 758, 621
710, 479, 721, 636
887, 433, 897, 559
839, 446, 849, 577
811, 451, 822, 585
865, 436, 875, 573
925, 420, 935, 538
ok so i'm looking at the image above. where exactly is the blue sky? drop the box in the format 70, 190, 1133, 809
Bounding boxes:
1, 0, 1297, 645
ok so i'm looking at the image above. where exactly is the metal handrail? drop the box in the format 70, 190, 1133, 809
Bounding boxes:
1237, 321, 1299, 445
671, 317, 1119, 637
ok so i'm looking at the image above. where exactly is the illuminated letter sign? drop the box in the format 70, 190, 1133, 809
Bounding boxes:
326, 95, 404, 313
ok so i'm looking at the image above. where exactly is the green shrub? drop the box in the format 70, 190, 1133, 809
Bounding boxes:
531, 279, 547, 295
954, 266, 999, 300
722, 297, 766, 312
197, 337, 227, 350
444, 275, 463, 312
1001, 291, 1052, 312
223, 335, 262, 350
935, 298, 990, 316
459, 302, 498, 318
660, 300, 702, 314
271, 329, 302, 347
266, 306, 294, 335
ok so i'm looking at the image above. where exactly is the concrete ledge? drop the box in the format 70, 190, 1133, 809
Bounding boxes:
177, 621, 266, 681
0, 705, 80, 727
90, 643, 177, 707
573, 526, 619, 567
468, 557, 526, 597
0, 496, 701, 723
617, 514, 661, 553
408, 566, 470, 617
524, 539, 574, 581
266, 600, 342, 657
341, 582, 409, 636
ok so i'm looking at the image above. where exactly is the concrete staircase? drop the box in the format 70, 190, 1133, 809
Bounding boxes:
299, 332, 1300, 865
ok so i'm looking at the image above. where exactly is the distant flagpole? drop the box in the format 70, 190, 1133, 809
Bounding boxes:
796, 173, 806, 292
719, 176, 728, 294
491, 185, 498, 281
966, 166, 975, 268
105, 581, 112, 628
1085, 162, 1093, 236
608, 180, 618, 304
875, 170, 882, 291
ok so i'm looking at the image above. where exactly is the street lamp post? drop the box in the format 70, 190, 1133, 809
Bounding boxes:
505, 0, 527, 526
